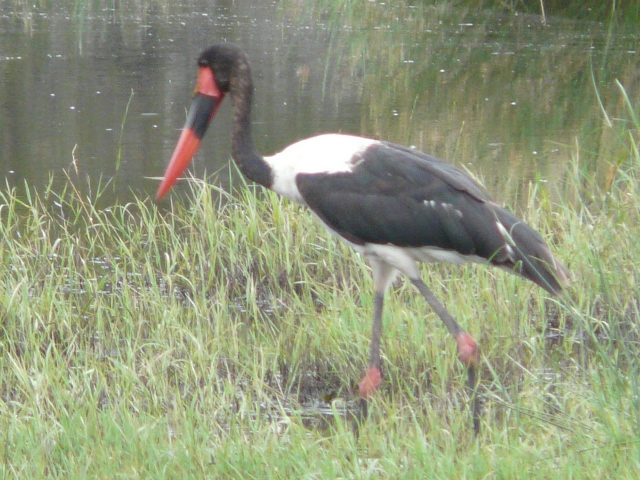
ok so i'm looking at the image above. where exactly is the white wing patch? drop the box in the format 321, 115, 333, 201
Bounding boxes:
495, 220, 516, 260
423, 199, 464, 218
266, 134, 380, 203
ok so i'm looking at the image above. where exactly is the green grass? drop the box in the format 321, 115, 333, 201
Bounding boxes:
1, 119, 640, 476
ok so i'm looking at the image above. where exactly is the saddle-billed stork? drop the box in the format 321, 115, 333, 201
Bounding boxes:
156, 43, 569, 434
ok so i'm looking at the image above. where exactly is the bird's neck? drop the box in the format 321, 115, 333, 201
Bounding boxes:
230, 72, 272, 188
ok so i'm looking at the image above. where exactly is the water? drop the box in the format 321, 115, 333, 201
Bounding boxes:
0, 1, 638, 206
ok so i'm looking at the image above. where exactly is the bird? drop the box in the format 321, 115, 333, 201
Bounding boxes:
156, 43, 569, 434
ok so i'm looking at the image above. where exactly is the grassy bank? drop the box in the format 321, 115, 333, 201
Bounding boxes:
2, 86, 640, 477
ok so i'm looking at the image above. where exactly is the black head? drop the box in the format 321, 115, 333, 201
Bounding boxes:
156, 43, 252, 200
197, 43, 248, 93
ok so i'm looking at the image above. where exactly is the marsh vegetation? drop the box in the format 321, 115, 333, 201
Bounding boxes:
1, 0, 639, 477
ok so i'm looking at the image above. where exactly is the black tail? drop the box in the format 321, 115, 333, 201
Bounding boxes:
493, 207, 569, 296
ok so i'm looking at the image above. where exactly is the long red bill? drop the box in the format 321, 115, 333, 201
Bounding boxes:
156, 68, 224, 201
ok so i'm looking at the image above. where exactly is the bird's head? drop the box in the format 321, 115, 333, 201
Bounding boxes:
155, 43, 245, 201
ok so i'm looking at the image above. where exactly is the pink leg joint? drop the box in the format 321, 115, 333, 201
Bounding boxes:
455, 332, 479, 367
358, 366, 382, 398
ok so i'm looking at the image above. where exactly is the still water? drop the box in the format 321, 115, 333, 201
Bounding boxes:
0, 1, 638, 206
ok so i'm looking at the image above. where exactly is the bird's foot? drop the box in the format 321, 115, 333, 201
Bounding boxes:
455, 332, 478, 367
456, 332, 481, 435
354, 367, 381, 430
358, 366, 382, 398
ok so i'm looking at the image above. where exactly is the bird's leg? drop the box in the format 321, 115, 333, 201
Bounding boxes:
410, 278, 481, 435
359, 291, 384, 399
356, 290, 384, 423
356, 260, 396, 422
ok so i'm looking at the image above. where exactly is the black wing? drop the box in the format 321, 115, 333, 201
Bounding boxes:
296, 141, 568, 294
296, 141, 501, 256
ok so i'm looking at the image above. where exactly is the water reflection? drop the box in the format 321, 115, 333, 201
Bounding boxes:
0, 1, 638, 207
312, 3, 639, 205
0, 1, 359, 204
